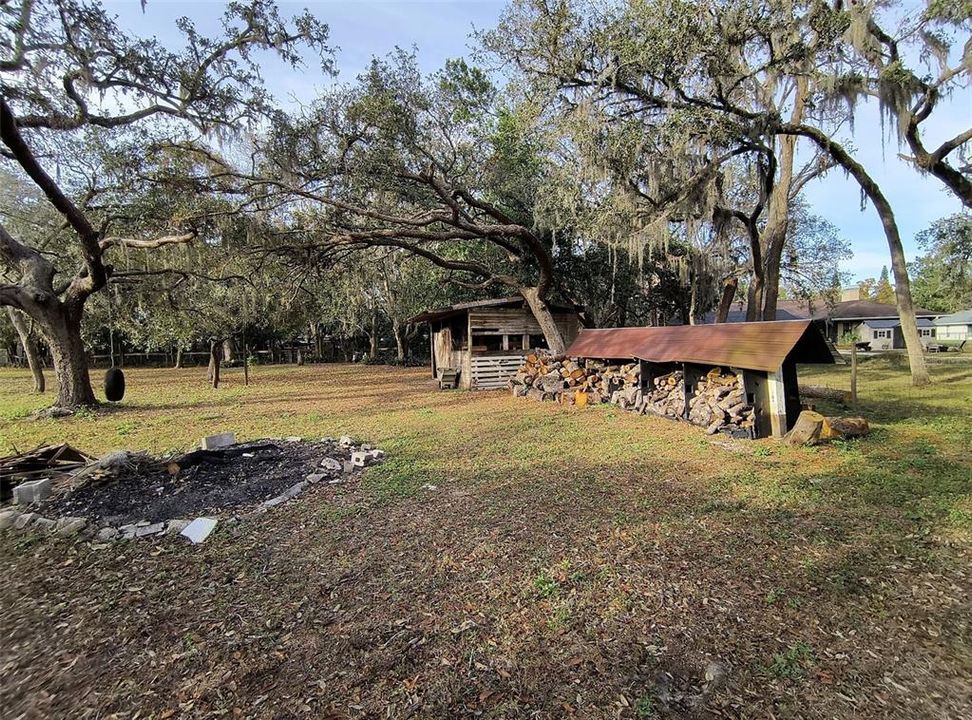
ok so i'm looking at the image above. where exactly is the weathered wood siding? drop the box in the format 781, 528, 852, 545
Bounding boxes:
468, 308, 580, 344
470, 354, 527, 389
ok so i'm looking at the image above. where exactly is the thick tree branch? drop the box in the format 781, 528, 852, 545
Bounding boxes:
99, 232, 196, 250
0, 96, 105, 300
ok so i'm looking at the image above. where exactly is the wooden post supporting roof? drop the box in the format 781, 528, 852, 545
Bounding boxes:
767, 366, 788, 438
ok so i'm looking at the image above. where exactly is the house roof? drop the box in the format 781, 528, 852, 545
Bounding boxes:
409, 296, 579, 324
933, 309, 972, 326
565, 320, 837, 372
817, 299, 937, 321
862, 318, 935, 329
704, 299, 812, 324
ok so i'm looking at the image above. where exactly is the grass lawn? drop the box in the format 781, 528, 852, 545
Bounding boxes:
1, 359, 970, 718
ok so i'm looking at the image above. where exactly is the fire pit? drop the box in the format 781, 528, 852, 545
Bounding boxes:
0, 436, 384, 542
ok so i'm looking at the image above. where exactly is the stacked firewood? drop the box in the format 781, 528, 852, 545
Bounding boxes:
511, 354, 757, 437
687, 368, 755, 435
509, 353, 639, 405
642, 371, 686, 418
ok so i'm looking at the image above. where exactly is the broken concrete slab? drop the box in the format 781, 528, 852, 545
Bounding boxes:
0, 510, 20, 530
200, 432, 236, 450
14, 512, 38, 530
97, 527, 119, 541
181, 517, 218, 544
343, 460, 354, 474
320, 457, 342, 472
263, 481, 308, 508
135, 522, 166, 538
13, 478, 52, 505
262, 495, 287, 508
33, 516, 56, 533
339, 435, 354, 447
306, 473, 325, 484
166, 519, 190, 535
54, 517, 88, 537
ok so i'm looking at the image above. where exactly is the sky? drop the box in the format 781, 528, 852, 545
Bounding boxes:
104, 0, 971, 284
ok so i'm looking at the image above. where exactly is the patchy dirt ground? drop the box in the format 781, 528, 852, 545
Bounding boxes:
36, 439, 356, 525
1, 362, 970, 719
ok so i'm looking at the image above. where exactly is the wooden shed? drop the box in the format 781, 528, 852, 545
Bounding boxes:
411, 297, 582, 390
565, 320, 840, 438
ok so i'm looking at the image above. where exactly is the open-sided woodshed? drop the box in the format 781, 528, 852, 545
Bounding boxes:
411, 297, 582, 390
564, 320, 840, 438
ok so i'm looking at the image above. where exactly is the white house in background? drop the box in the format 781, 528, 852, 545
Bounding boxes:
856, 317, 937, 351
933, 309, 972, 342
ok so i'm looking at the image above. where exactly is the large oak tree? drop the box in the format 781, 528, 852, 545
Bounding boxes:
0, 0, 331, 408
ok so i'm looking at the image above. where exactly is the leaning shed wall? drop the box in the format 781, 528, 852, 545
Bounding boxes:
564, 321, 838, 438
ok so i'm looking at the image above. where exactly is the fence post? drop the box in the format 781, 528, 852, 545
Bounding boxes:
850, 343, 858, 403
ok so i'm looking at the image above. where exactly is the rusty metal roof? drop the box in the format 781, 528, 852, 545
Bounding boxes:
565, 320, 838, 372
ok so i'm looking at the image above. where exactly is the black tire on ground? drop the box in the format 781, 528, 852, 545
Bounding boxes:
104, 367, 126, 402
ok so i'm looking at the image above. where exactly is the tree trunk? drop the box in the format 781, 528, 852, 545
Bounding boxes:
368, 313, 379, 359
393, 319, 406, 362
41, 304, 97, 408
174, 345, 182, 369
781, 123, 930, 385
755, 77, 806, 322
520, 287, 566, 355
760, 224, 787, 320
222, 338, 235, 364
746, 276, 762, 322
208, 339, 222, 389
7, 307, 45, 392
688, 274, 698, 326
715, 277, 738, 323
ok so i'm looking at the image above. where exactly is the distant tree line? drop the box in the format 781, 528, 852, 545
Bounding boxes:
1, 0, 969, 408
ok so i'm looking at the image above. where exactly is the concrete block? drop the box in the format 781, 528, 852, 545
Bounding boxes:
0, 510, 20, 531
13, 478, 52, 505
55, 517, 88, 537
200, 432, 236, 450
343, 460, 354, 474
351, 451, 369, 468
339, 435, 354, 447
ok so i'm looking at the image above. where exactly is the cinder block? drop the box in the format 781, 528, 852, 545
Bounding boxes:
13, 478, 51, 505
351, 450, 369, 468
201, 432, 236, 450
